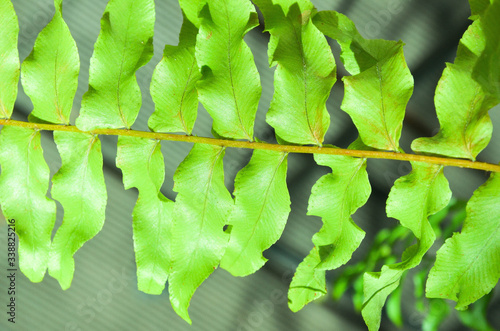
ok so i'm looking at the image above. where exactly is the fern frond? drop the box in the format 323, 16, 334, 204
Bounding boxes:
221, 149, 290, 276
149, 16, 200, 134
412, 19, 497, 160
362, 162, 451, 331
20, 0, 79, 125
195, 0, 261, 140
289, 152, 370, 311
76, 0, 155, 130
0, 0, 19, 119
49, 132, 106, 290
314, 11, 413, 151
255, 0, 336, 145
426, 171, 500, 310
0, 127, 56, 282
168, 143, 233, 324
116, 136, 173, 295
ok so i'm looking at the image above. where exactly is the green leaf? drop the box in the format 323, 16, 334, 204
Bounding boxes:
49, 132, 106, 290
21, 0, 79, 125
254, 0, 336, 145
178, 0, 203, 28
412, 20, 497, 160
362, 162, 451, 331
0, 0, 19, 119
473, 0, 500, 101
169, 143, 233, 323
76, 0, 155, 130
221, 150, 290, 276
288, 153, 370, 311
149, 17, 201, 134
426, 171, 500, 310
195, 0, 261, 140
468, 0, 491, 20
0, 126, 56, 282
457, 293, 496, 331
386, 275, 404, 327
422, 299, 451, 331
288, 247, 327, 312
116, 136, 173, 295
314, 11, 413, 151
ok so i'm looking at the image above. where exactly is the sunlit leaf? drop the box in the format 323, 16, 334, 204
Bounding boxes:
221, 149, 290, 276
0, 0, 19, 119
168, 143, 233, 323
0, 126, 56, 282
314, 11, 413, 151
195, 0, 261, 140
426, 172, 500, 310
288, 247, 326, 312
468, 0, 491, 20
21, 0, 79, 124
473, 0, 500, 100
76, 0, 155, 130
49, 132, 106, 290
362, 162, 451, 331
288, 153, 370, 311
149, 16, 200, 134
254, 0, 336, 145
412, 20, 497, 160
116, 136, 173, 295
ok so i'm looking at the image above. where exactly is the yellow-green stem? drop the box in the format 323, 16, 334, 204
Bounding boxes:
1, 119, 499, 173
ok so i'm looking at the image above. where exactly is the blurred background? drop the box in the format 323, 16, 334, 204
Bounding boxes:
1, 0, 499, 330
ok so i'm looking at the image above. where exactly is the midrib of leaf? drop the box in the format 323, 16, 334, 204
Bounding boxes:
59, 135, 95, 256
53, 47, 63, 123
448, 221, 499, 297
187, 147, 224, 266
224, 3, 251, 142
376, 64, 398, 151
362, 276, 401, 309
335, 160, 365, 247
178, 57, 197, 134
116, 4, 133, 129
0, 101, 8, 119
144, 139, 163, 289
291, 285, 327, 294
226, 152, 287, 268
26, 130, 38, 272
463, 85, 482, 160
290, 15, 321, 146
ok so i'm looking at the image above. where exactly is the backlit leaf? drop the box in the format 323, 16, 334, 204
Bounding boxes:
49, 131, 106, 290
314, 11, 413, 151
195, 0, 261, 140
362, 162, 451, 331
0, 126, 56, 282
288, 247, 326, 312
473, 0, 500, 101
76, 0, 155, 130
168, 143, 233, 323
149, 16, 201, 134
221, 149, 290, 276
0, 0, 19, 119
412, 20, 498, 160
21, 0, 79, 124
254, 0, 336, 145
288, 153, 370, 311
468, 0, 491, 20
426, 172, 500, 310
178, 0, 203, 28
116, 136, 173, 295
